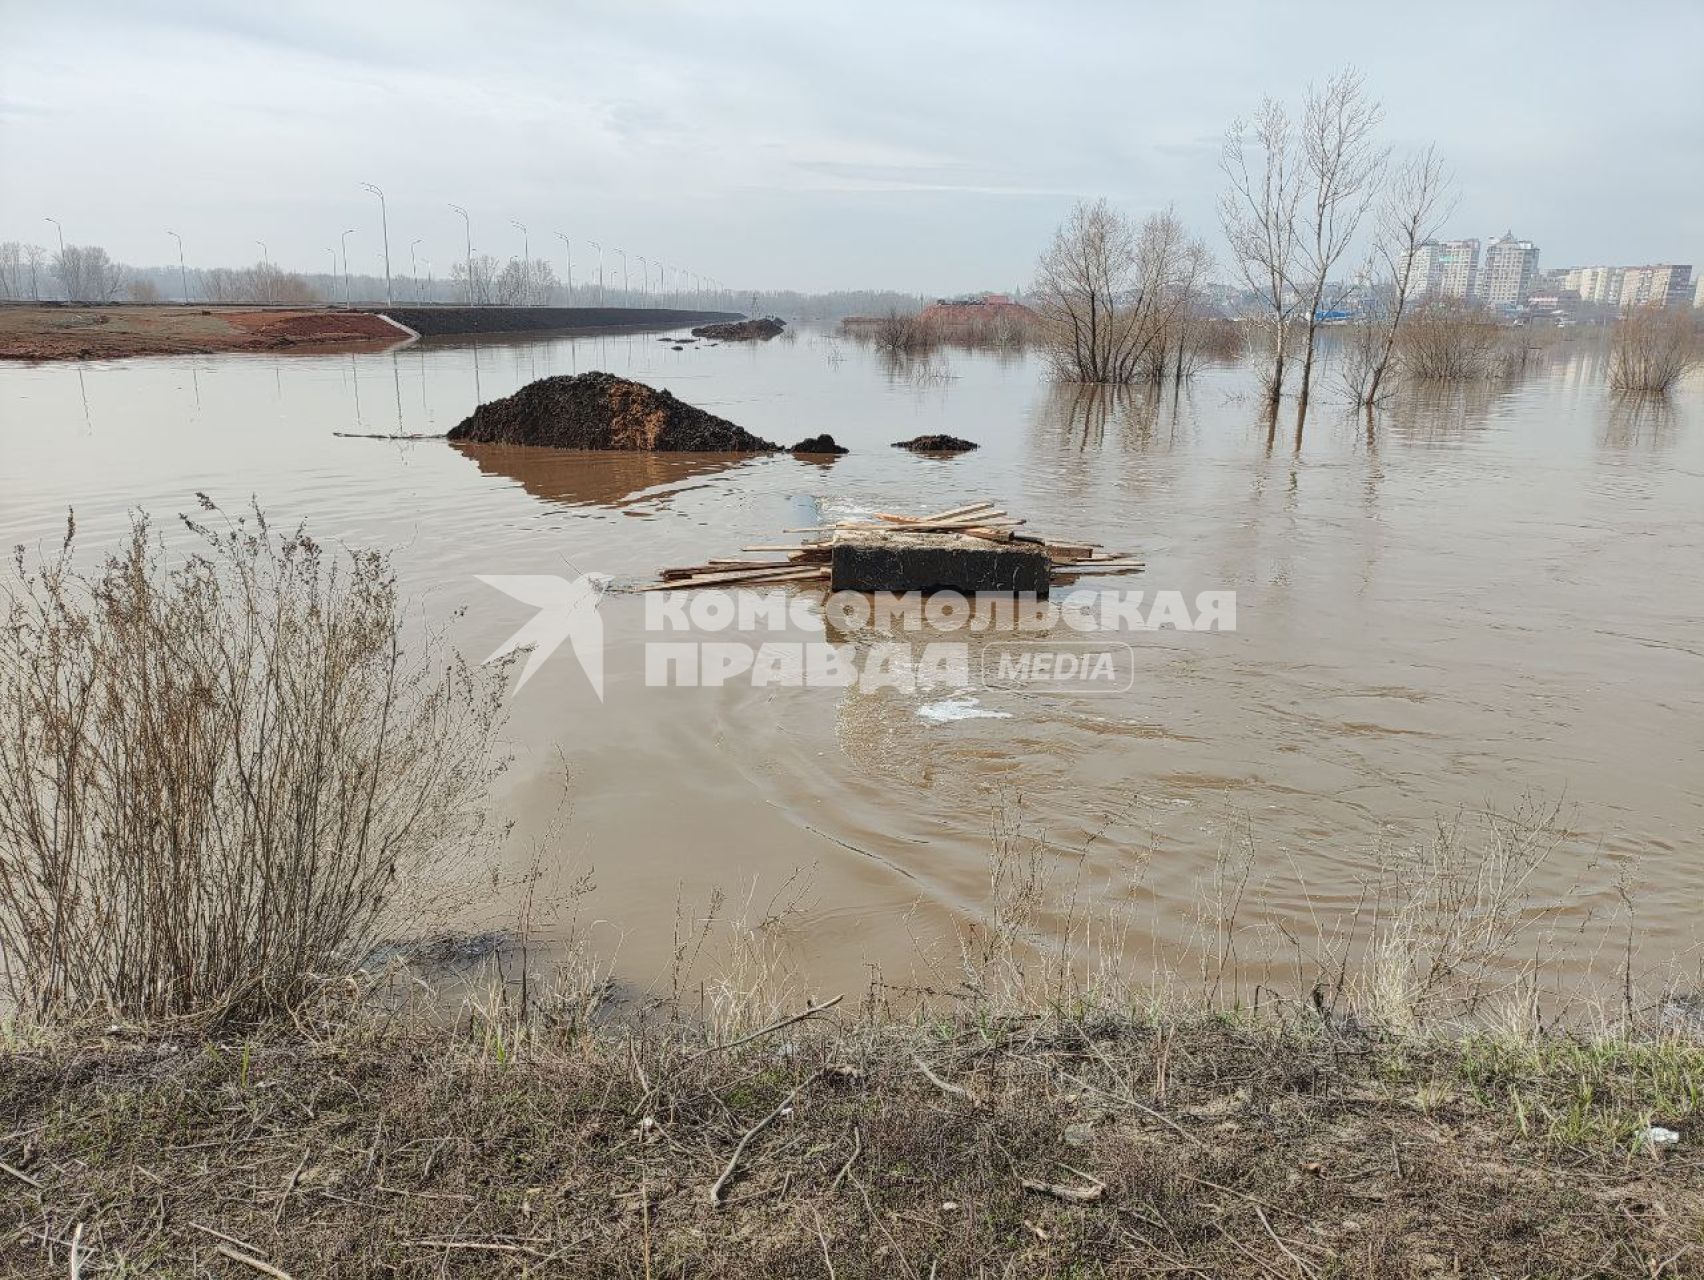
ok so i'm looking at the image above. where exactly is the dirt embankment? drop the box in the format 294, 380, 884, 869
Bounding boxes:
447, 371, 781, 450
0, 305, 406, 361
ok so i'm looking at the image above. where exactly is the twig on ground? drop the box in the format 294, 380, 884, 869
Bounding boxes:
407, 1240, 547, 1258
914, 1054, 976, 1104
682, 995, 844, 1066
1255, 1205, 1322, 1278
189, 1221, 267, 1255
0, 1160, 42, 1189
709, 1075, 816, 1205
274, 1147, 310, 1227
1021, 1166, 1106, 1204
831, 1122, 862, 1192
215, 1244, 295, 1279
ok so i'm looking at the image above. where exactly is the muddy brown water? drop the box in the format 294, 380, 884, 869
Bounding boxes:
2, 331, 1700, 1005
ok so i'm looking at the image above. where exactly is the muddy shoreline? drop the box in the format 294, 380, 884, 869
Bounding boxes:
0, 304, 743, 361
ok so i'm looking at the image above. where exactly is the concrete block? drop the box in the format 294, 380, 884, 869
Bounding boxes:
830, 529, 1050, 596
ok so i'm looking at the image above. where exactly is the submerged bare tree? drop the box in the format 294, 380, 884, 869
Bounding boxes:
1221, 97, 1304, 416
1343, 146, 1454, 414
0, 501, 509, 1023
1290, 70, 1386, 436
1035, 200, 1210, 385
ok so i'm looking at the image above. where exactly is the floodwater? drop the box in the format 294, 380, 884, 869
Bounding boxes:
2, 329, 1700, 1003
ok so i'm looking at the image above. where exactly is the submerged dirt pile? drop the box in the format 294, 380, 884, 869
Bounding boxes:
690, 317, 786, 341
790, 434, 848, 455
894, 433, 979, 453
446, 372, 779, 451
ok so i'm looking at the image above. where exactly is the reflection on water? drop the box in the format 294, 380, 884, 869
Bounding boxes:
0, 332, 1700, 1000
452, 445, 764, 512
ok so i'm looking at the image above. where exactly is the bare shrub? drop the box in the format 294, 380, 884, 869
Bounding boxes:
0, 501, 508, 1023
870, 308, 938, 357
127, 277, 162, 303
1034, 200, 1211, 385
1397, 300, 1515, 381
1609, 305, 1700, 394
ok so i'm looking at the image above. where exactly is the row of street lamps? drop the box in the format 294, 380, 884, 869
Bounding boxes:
39, 189, 731, 310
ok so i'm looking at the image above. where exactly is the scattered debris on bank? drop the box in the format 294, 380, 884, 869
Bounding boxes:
895, 434, 980, 453
446, 371, 780, 450
690, 317, 786, 341
641, 500, 1142, 593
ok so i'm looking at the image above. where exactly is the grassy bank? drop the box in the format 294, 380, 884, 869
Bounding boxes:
2, 1003, 1701, 1277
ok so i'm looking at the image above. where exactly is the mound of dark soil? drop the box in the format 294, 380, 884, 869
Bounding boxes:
691, 317, 786, 341
893, 434, 979, 453
791, 434, 848, 455
446, 372, 779, 451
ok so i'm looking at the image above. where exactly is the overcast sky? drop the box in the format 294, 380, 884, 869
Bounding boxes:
3, 0, 1701, 294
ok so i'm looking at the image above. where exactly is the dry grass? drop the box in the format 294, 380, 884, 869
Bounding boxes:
0, 501, 507, 1025
2, 998, 1701, 1278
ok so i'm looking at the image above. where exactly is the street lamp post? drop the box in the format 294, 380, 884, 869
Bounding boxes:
45, 217, 65, 299
590, 241, 604, 305
167, 230, 189, 302
636, 255, 649, 307
340, 228, 355, 305
554, 232, 572, 304
449, 204, 473, 304
510, 220, 529, 304
613, 248, 627, 307
409, 239, 422, 301
361, 182, 392, 305
255, 240, 268, 263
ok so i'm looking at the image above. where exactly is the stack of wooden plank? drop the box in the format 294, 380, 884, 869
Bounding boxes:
639, 500, 1143, 591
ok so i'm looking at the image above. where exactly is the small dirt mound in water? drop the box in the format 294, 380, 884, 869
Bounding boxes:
446, 372, 779, 451
690, 317, 786, 341
791, 434, 848, 455
894, 434, 979, 453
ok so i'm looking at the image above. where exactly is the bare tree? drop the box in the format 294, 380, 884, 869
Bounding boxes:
495, 256, 559, 306
0, 243, 26, 300
451, 254, 500, 305
127, 277, 163, 303
1221, 97, 1304, 417
24, 244, 46, 300
53, 245, 128, 303
1341, 145, 1453, 414
1290, 69, 1386, 435
200, 263, 319, 305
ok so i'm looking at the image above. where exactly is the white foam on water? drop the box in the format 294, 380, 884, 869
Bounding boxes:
916, 696, 1013, 723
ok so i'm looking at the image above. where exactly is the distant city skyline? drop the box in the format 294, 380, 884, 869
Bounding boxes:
2, 1, 1701, 293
